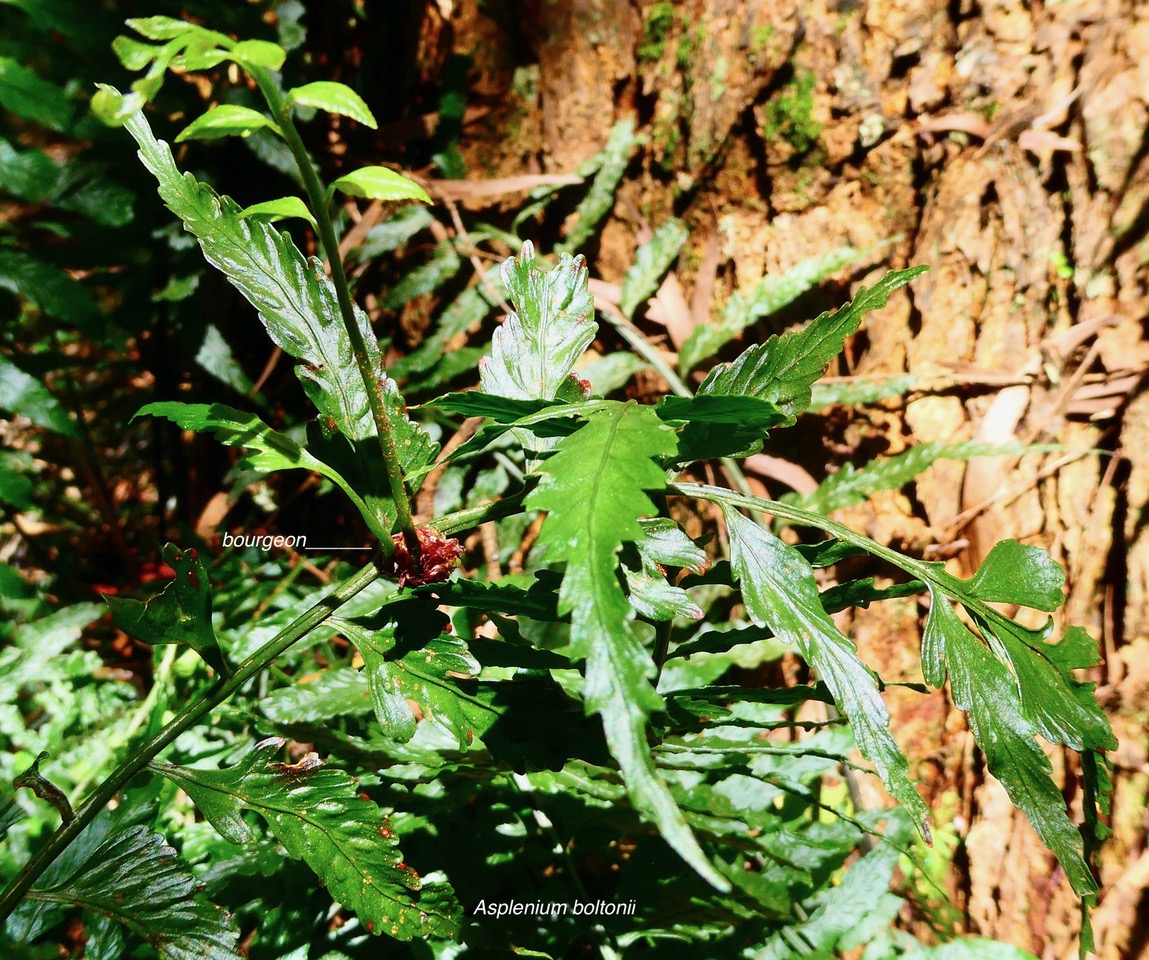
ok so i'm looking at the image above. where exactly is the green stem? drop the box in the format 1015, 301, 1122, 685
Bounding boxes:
0, 492, 525, 921
0, 558, 381, 922
249, 67, 419, 565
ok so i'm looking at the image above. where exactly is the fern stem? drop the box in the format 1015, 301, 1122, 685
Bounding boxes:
0, 494, 522, 920
0, 558, 382, 923
251, 69, 420, 565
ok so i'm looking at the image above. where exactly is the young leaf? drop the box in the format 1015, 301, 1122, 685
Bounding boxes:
175, 104, 282, 142
134, 402, 385, 539
783, 440, 1025, 518
723, 506, 932, 837
151, 738, 460, 940
480, 242, 597, 401
237, 196, 317, 228
526, 403, 729, 891
0, 354, 79, 437
679, 245, 866, 373
288, 81, 378, 128
11, 822, 240, 960
333, 167, 431, 204
228, 39, 287, 70
618, 217, 688, 319
922, 592, 1098, 894
557, 118, 640, 254
698, 266, 928, 421
657, 394, 788, 463
116, 98, 437, 534
104, 543, 228, 676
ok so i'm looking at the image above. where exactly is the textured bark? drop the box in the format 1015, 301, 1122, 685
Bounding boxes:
435, 0, 1149, 954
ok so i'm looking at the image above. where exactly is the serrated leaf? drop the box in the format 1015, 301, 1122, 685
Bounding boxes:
379, 240, 460, 309
151, 738, 461, 940
0, 248, 102, 331
134, 402, 385, 538
105, 542, 228, 675
635, 518, 709, 573
288, 81, 377, 128
698, 266, 928, 421
335, 612, 485, 748
333, 166, 430, 204
526, 402, 728, 890
557, 118, 640, 254
261, 667, 373, 724
116, 98, 436, 534
657, 394, 788, 463
966, 539, 1066, 612
619, 217, 688, 319
922, 591, 1097, 894
0, 57, 72, 132
679, 245, 866, 373
11, 822, 240, 960
723, 506, 931, 835
479, 242, 597, 402
784, 440, 1024, 518
238, 195, 317, 228
175, 104, 282, 142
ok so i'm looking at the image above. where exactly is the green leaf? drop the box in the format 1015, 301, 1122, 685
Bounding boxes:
657, 394, 788, 463
0, 354, 78, 437
479, 242, 598, 401
0, 248, 102, 331
808, 374, 916, 410
333, 166, 431, 204
526, 402, 729, 890
679, 245, 867, 373
618, 217, 688, 319
237, 195, 317, 228
922, 591, 1097, 894
0, 57, 72, 132
288, 81, 378, 128
557, 118, 640, 254
723, 506, 932, 835
14, 821, 240, 960
783, 440, 1025, 518
151, 738, 461, 940
126, 16, 224, 42
261, 667, 373, 724
337, 621, 484, 747
134, 402, 384, 538
228, 39, 287, 70
0, 137, 58, 202
698, 266, 928, 421
906, 941, 1038, 959
966, 539, 1066, 612
116, 98, 436, 534
175, 104, 282, 142
194, 325, 258, 398
0, 452, 33, 510
104, 542, 228, 676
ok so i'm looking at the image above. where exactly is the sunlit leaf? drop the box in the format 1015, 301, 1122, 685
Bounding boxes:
723, 506, 932, 836
151, 738, 461, 940
288, 81, 377, 128
698, 266, 928, 421
526, 402, 728, 890
333, 166, 430, 204
175, 104, 282, 142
